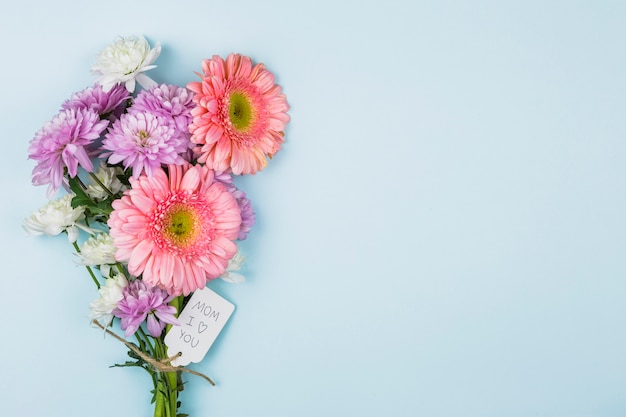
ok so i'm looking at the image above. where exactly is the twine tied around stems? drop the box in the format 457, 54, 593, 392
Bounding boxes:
92, 319, 216, 386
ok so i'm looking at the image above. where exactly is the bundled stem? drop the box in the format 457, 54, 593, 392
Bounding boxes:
92, 320, 215, 385
152, 338, 181, 417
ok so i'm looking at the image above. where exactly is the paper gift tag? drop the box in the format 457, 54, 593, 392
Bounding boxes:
165, 287, 235, 367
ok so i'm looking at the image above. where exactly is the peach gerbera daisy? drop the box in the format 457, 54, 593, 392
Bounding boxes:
187, 53, 290, 175
108, 163, 242, 296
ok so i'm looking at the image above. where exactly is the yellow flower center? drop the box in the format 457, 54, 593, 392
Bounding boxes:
163, 205, 198, 247
228, 92, 254, 131
137, 130, 151, 146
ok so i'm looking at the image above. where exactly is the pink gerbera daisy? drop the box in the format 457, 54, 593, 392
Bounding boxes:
108, 163, 242, 296
187, 53, 290, 175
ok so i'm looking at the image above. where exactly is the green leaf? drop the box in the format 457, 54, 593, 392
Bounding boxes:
68, 176, 97, 209
110, 361, 142, 368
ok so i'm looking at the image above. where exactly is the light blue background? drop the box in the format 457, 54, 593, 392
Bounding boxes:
1, 1, 625, 416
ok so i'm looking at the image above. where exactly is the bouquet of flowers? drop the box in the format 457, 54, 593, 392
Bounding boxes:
23, 35, 289, 417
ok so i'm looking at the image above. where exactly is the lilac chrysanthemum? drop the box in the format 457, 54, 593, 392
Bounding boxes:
29, 108, 109, 197
213, 170, 235, 187
101, 111, 188, 178
131, 84, 195, 136
62, 84, 129, 119
233, 189, 255, 240
112, 279, 179, 337
213, 171, 255, 240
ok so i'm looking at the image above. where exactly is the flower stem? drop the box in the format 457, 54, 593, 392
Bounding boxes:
152, 337, 181, 417
71, 241, 100, 289
88, 172, 115, 197
138, 327, 155, 354
75, 175, 88, 190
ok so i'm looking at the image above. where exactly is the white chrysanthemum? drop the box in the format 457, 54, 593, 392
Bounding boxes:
90, 273, 129, 326
220, 251, 246, 284
23, 194, 93, 243
86, 161, 125, 201
92, 35, 161, 93
78, 233, 117, 266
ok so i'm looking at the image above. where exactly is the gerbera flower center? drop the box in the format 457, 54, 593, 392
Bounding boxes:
228, 92, 255, 132
163, 204, 199, 246
148, 191, 215, 258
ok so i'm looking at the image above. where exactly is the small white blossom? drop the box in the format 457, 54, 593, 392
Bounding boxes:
92, 35, 161, 93
99, 264, 114, 279
90, 272, 128, 326
220, 251, 246, 284
23, 194, 93, 243
86, 161, 125, 201
78, 233, 117, 266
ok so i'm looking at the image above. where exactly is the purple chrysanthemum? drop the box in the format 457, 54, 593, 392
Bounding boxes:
213, 170, 235, 187
233, 189, 255, 240
213, 171, 255, 240
101, 111, 188, 178
131, 84, 195, 136
62, 84, 129, 119
112, 279, 179, 337
28, 108, 109, 197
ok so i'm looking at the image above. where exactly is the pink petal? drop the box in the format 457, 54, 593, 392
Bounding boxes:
128, 239, 154, 275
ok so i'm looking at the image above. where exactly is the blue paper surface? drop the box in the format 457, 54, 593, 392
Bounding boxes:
1, 1, 625, 416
